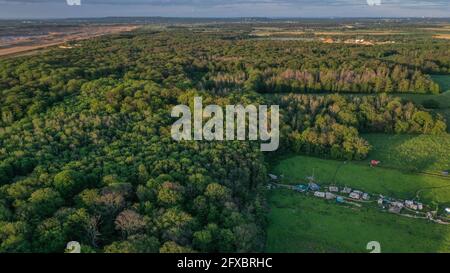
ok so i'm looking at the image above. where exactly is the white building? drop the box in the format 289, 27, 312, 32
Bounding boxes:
325, 192, 336, 200
391, 202, 404, 208
405, 200, 421, 210
314, 192, 326, 198
341, 187, 352, 194
349, 192, 361, 200
268, 174, 278, 180
417, 203, 423, 210
329, 186, 339, 192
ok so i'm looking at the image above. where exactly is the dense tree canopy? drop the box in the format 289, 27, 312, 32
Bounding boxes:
0, 26, 447, 252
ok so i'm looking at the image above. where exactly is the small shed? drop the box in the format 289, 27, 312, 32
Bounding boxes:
389, 205, 402, 214
442, 171, 449, 176
362, 193, 370, 200
417, 203, 423, 211
349, 192, 361, 200
308, 182, 320, 191
268, 174, 278, 180
336, 196, 345, 203
329, 186, 339, 192
341, 187, 352, 194
445, 208, 450, 215
371, 160, 381, 167
325, 192, 336, 200
295, 184, 308, 192
391, 202, 404, 208
314, 191, 326, 198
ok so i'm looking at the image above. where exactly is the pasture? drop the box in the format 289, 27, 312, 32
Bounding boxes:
363, 133, 450, 174
272, 154, 450, 206
432, 75, 450, 92
266, 189, 450, 253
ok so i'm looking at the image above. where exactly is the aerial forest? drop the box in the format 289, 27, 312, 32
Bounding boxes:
0, 27, 448, 252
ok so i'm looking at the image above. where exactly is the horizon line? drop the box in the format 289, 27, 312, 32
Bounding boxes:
1, 16, 450, 20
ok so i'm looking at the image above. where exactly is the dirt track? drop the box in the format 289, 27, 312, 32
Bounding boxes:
0, 25, 139, 57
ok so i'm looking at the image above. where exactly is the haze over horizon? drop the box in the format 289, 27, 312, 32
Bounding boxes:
0, 0, 449, 19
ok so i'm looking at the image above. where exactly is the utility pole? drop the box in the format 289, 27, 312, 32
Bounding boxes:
333, 161, 347, 184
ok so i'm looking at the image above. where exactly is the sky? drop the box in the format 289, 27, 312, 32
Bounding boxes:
0, 0, 449, 19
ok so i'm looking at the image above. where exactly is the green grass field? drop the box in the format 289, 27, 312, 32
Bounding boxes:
268, 131, 450, 253
399, 75, 450, 130
432, 75, 450, 93
363, 133, 450, 174
396, 90, 450, 129
398, 90, 450, 109
267, 76, 450, 253
272, 155, 450, 206
266, 189, 450, 253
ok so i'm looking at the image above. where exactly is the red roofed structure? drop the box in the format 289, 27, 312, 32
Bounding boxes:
371, 160, 380, 167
